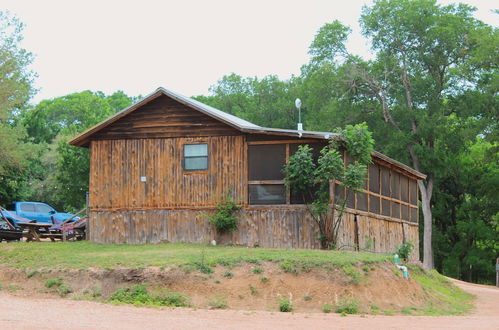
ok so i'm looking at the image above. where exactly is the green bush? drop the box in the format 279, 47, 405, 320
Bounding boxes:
252, 267, 263, 274
323, 303, 332, 313
208, 295, 228, 309
110, 285, 190, 307
206, 193, 241, 233
342, 265, 362, 284
57, 284, 72, 297
280, 261, 299, 275
397, 241, 414, 262
45, 278, 63, 288
279, 298, 293, 312
334, 297, 359, 314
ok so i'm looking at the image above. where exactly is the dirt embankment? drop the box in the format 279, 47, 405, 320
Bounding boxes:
0, 262, 433, 313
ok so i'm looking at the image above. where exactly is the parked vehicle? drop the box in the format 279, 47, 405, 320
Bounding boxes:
0, 217, 23, 241
4, 202, 79, 225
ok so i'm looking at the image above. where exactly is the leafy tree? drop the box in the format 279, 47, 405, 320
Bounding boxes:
433, 138, 498, 283
283, 123, 374, 249
307, 0, 496, 269
196, 73, 301, 129
0, 11, 37, 204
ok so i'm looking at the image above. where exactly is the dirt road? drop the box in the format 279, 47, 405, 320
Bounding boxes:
0, 279, 497, 330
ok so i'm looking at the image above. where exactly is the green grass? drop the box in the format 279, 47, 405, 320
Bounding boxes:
410, 267, 474, 315
0, 241, 390, 270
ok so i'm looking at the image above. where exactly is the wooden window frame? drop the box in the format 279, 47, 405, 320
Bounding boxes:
183, 143, 209, 172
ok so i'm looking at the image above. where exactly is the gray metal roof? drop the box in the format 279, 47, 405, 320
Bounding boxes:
159, 87, 260, 129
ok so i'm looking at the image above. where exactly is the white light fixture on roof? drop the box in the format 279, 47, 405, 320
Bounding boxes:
295, 98, 303, 137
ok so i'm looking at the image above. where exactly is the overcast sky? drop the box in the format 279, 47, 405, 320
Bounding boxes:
2, 0, 497, 103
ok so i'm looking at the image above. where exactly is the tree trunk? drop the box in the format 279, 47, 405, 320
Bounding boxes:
418, 179, 434, 269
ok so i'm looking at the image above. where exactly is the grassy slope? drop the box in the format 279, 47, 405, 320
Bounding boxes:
409, 266, 474, 315
0, 241, 389, 270
0, 242, 474, 315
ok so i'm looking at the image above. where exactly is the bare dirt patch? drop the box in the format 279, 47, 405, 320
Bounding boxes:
0, 262, 433, 314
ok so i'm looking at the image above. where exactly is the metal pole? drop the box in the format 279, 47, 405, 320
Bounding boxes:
85, 192, 90, 241
496, 257, 499, 287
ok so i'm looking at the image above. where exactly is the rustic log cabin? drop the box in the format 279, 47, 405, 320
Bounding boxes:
69, 87, 425, 258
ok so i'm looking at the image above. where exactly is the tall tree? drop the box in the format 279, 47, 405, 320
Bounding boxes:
308, 0, 496, 269
0, 11, 36, 174
0, 11, 37, 204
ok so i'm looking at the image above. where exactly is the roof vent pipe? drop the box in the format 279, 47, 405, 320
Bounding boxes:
295, 98, 303, 137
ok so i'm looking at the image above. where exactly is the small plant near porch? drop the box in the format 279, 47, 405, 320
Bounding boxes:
283, 123, 374, 250
206, 192, 242, 233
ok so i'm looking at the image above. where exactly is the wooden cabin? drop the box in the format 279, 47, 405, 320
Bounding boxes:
69, 87, 425, 258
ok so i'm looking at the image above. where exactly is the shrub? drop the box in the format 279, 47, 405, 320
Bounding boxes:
208, 295, 228, 309
45, 278, 63, 288
27, 270, 39, 278
249, 284, 258, 295
206, 193, 241, 233
260, 276, 269, 283
57, 284, 72, 297
342, 265, 362, 284
252, 267, 263, 274
280, 261, 299, 275
323, 303, 332, 313
304, 295, 312, 301
110, 285, 190, 307
397, 241, 414, 262
279, 298, 293, 312
334, 297, 359, 314
223, 271, 233, 279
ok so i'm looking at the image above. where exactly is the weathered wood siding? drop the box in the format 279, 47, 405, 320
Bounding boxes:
89, 136, 246, 209
91, 95, 241, 141
89, 208, 419, 260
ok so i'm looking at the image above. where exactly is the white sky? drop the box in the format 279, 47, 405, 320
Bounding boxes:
2, 0, 497, 103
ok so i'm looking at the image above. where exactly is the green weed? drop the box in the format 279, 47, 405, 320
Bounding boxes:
110, 285, 190, 307
249, 284, 258, 295
334, 297, 359, 314
26, 270, 39, 278
280, 261, 299, 275
342, 265, 362, 284
252, 267, 263, 274
279, 298, 293, 312
208, 295, 228, 309
323, 303, 332, 313
45, 277, 63, 288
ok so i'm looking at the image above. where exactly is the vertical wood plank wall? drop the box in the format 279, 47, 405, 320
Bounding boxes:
89, 208, 419, 260
89, 136, 419, 260
90, 136, 246, 209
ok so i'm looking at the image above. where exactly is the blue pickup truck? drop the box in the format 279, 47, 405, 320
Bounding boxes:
4, 202, 78, 225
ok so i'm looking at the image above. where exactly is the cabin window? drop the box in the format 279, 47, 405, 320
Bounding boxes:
183, 144, 208, 171
248, 144, 286, 204
249, 184, 286, 205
